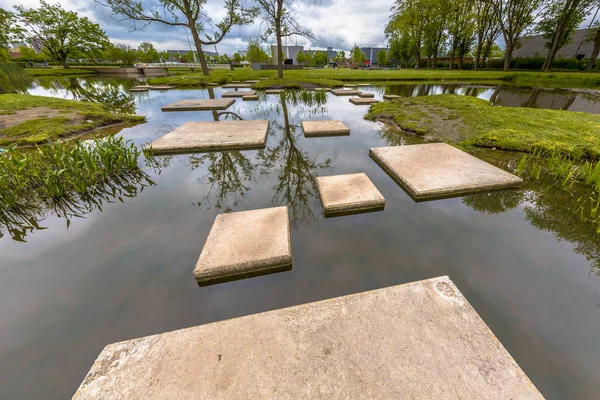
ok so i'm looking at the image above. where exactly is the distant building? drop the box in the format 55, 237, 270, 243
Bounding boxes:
513, 28, 595, 59
271, 45, 304, 65
304, 47, 342, 62
361, 47, 388, 66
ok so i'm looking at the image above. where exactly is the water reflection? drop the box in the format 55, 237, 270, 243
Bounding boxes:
0, 64, 32, 94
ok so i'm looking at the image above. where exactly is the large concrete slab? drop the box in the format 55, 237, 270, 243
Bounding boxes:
129, 88, 148, 92
161, 99, 235, 112
73, 276, 543, 400
301, 120, 350, 137
370, 143, 523, 200
265, 89, 282, 94
332, 89, 359, 96
349, 98, 379, 105
317, 173, 385, 216
223, 83, 252, 88
343, 84, 358, 87
193, 206, 292, 285
242, 94, 259, 101
383, 94, 401, 100
357, 92, 374, 98
148, 85, 174, 90
221, 91, 256, 98
149, 120, 269, 154
357, 83, 371, 87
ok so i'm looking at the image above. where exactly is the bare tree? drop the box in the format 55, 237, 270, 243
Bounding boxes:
94, 0, 257, 76
485, 0, 543, 71
255, 0, 315, 78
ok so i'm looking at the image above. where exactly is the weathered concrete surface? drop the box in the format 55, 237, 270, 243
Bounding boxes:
317, 173, 385, 216
265, 89, 282, 94
301, 120, 350, 137
349, 98, 379, 105
193, 206, 292, 285
206, 82, 219, 86
332, 89, 360, 96
223, 83, 252, 88
131, 85, 150, 90
148, 85, 174, 90
245, 80, 259, 83
357, 92, 375, 98
343, 84, 358, 87
383, 94, 401, 100
72, 276, 543, 400
161, 99, 235, 112
357, 83, 371, 87
149, 120, 269, 154
242, 94, 259, 101
370, 143, 523, 200
221, 91, 257, 98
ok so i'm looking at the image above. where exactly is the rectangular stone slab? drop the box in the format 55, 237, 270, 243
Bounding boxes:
245, 80, 259, 83
221, 91, 257, 98
222, 83, 252, 88
370, 143, 523, 200
161, 99, 235, 112
129, 88, 148, 92
357, 92, 374, 98
357, 83, 371, 87
73, 276, 543, 400
317, 173, 385, 216
301, 120, 350, 137
149, 120, 269, 154
349, 98, 379, 105
242, 94, 259, 101
343, 84, 358, 87
148, 85, 174, 90
193, 206, 291, 285
332, 89, 360, 96
265, 89, 282, 94
383, 94, 401, 99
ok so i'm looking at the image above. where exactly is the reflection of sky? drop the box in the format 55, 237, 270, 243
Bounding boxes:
2, 82, 600, 400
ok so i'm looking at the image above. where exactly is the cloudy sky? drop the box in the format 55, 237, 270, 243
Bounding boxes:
0, 0, 394, 54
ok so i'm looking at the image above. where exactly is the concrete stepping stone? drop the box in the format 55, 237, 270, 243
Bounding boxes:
266, 89, 282, 94
350, 98, 379, 105
161, 99, 235, 112
243, 94, 259, 101
383, 94, 401, 100
193, 206, 292, 285
223, 83, 252, 88
73, 276, 542, 400
301, 120, 350, 137
148, 85, 174, 90
357, 83, 371, 87
129, 88, 149, 92
370, 143, 523, 201
332, 89, 360, 96
317, 173, 385, 217
344, 84, 358, 87
206, 82, 219, 86
222, 91, 257, 98
245, 80, 259, 83
357, 92, 375, 98
131, 85, 151, 89
149, 120, 269, 154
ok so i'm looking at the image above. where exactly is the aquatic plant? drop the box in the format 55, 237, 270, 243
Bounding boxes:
0, 136, 156, 241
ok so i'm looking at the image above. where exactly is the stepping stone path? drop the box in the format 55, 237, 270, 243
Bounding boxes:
193, 206, 292, 285
383, 94, 401, 100
350, 98, 379, 105
357, 92, 375, 98
301, 120, 350, 137
332, 89, 360, 96
223, 83, 252, 88
317, 173, 385, 216
357, 83, 371, 87
222, 91, 257, 98
149, 120, 269, 154
73, 276, 542, 400
245, 80, 259, 83
344, 84, 358, 87
266, 89, 282, 94
161, 99, 235, 112
370, 143, 523, 200
243, 94, 259, 101
148, 85, 174, 90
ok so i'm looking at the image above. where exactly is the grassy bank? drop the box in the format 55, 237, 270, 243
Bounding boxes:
148, 68, 600, 89
24, 67, 96, 77
0, 94, 144, 146
365, 94, 600, 160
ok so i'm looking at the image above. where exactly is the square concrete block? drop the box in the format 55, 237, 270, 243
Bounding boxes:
74, 276, 543, 400
332, 89, 360, 96
383, 94, 401, 100
370, 143, 523, 200
148, 85, 174, 90
149, 120, 269, 154
223, 83, 252, 88
301, 120, 350, 137
222, 91, 257, 98
193, 206, 292, 285
317, 173, 385, 216
266, 89, 282, 94
349, 98, 379, 105
161, 99, 235, 112
357, 92, 375, 98
243, 94, 259, 101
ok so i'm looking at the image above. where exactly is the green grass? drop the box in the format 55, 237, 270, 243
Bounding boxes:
24, 67, 95, 77
0, 94, 144, 146
366, 94, 600, 160
148, 68, 600, 89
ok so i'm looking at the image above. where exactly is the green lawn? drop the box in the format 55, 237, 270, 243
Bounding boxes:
366, 94, 600, 160
0, 94, 144, 146
148, 68, 600, 89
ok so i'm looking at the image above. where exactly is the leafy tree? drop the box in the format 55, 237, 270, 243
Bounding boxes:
474, 0, 501, 69
14, 1, 110, 68
351, 45, 366, 66
159, 51, 170, 62
109, 43, 138, 65
18, 45, 51, 62
136, 41, 160, 63
334, 50, 346, 65
585, 23, 600, 70
314, 51, 328, 66
296, 50, 306, 65
538, 0, 596, 71
232, 52, 244, 63
484, 0, 543, 71
376, 49, 388, 67
303, 51, 314, 66
447, 0, 476, 69
389, 35, 413, 68
246, 39, 271, 63
95, 0, 257, 76
423, 0, 450, 68
387, 0, 428, 68
255, 0, 314, 78
1, 8, 22, 62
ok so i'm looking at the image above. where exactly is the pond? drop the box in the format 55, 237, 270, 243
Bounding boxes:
1, 78, 600, 400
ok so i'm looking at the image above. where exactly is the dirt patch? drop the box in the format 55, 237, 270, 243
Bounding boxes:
0, 107, 83, 129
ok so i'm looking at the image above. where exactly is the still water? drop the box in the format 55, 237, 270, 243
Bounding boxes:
1, 78, 600, 399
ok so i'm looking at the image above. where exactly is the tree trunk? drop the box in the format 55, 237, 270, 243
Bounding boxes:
449, 46, 456, 70
275, 25, 283, 78
433, 52, 438, 70
474, 40, 483, 70
189, 22, 210, 75
585, 29, 600, 71
543, 19, 567, 72
503, 41, 513, 72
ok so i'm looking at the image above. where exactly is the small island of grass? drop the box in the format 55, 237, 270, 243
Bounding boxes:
0, 94, 145, 146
